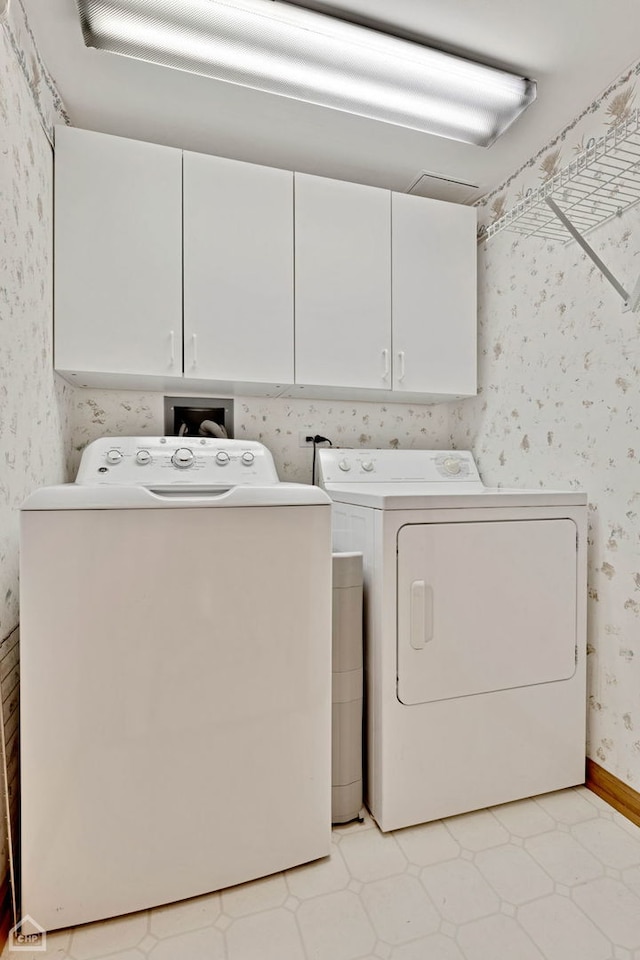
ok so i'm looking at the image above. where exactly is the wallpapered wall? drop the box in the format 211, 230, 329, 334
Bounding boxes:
69, 391, 456, 482
0, 12, 73, 918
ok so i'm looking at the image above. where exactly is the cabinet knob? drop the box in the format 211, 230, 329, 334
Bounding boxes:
397, 351, 406, 383
191, 332, 198, 368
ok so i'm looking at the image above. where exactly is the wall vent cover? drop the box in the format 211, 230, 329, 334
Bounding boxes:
407, 171, 478, 204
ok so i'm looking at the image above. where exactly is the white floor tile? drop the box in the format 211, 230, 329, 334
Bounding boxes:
572, 878, 640, 949
226, 908, 303, 960
518, 894, 612, 960
572, 819, 640, 870
149, 892, 220, 938
68, 913, 148, 960
393, 821, 460, 866
525, 830, 604, 885
623, 866, 640, 899
475, 845, 553, 904
536, 789, 600, 825
491, 798, 557, 838
420, 860, 500, 924
443, 810, 509, 852
340, 829, 407, 883
221, 873, 288, 918
457, 913, 545, 960
360, 874, 439, 944
390, 933, 465, 960
285, 845, 350, 899
147, 926, 225, 960
296, 890, 376, 960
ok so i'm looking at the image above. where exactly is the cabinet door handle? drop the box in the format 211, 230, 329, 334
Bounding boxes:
169, 330, 175, 367
191, 333, 198, 368
382, 348, 390, 381
397, 350, 406, 383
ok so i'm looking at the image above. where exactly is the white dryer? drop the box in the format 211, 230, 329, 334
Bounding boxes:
318, 448, 587, 832
20, 437, 332, 931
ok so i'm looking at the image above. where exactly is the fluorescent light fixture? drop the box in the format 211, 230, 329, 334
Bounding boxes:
75, 0, 536, 146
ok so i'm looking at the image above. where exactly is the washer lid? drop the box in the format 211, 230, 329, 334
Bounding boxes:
21, 483, 330, 511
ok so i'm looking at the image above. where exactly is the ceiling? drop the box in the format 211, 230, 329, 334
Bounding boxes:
21, 0, 640, 202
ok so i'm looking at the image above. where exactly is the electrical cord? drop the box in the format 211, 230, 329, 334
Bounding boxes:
308, 434, 332, 484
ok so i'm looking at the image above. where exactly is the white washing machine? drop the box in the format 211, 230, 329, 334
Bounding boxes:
318, 448, 587, 832
20, 437, 332, 931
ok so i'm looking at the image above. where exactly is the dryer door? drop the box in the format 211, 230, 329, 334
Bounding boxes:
397, 519, 577, 706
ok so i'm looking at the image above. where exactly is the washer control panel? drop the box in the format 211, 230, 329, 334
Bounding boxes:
317, 449, 482, 486
75, 437, 279, 486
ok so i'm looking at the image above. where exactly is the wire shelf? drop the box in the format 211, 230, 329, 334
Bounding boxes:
483, 109, 640, 243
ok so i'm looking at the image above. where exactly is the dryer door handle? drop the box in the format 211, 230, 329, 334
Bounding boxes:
410, 580, 433, 650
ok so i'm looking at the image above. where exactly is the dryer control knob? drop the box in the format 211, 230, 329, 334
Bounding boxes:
106, 449, 123, 465
361, 461, 375, 472
216, 451, 230, 465
172, 447, 194, 468
136, 449, 151, 465
241, 451, 255, 465
443, 457, 462, 475
338, 459, 352, 472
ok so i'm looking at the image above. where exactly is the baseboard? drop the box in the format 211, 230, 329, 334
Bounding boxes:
586, 758, 640, 829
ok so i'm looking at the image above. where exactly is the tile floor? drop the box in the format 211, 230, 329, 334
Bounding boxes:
7, 787, 640, 960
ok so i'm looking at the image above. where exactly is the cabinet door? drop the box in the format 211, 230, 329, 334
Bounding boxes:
183, 153, 294, 383
295, 174, 391, 389
392, 193, 477, 396
54, 126, 182, 377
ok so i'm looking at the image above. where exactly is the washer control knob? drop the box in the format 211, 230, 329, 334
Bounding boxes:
172, 447, 194, 468
216, 451, 230, 465
361, 461, 375, 472
443, 457, 462, 476
106, 449, 122, 464
338, 459, 352, 472
241, 451, 255, 465
136, 449, 151, 465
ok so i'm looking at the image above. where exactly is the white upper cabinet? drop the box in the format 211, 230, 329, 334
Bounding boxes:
183, 153, 294, 384
294, 173, 392, 389
54, 126, 182, 378
391, 193, 477, 396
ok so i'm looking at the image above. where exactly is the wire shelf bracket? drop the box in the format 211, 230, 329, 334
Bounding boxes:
545, 197, 640, 311
482, 109, 640, 311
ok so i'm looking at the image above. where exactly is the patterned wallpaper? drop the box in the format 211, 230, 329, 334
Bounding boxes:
69, 391, 456, 482
0, 24, 72, 643
0, 15, 73, 918
1, 0, 70, 141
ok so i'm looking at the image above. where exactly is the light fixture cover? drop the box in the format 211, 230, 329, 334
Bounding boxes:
75, 0, 536, 146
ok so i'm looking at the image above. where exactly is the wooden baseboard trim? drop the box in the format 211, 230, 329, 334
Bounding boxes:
586, 758, 640, 829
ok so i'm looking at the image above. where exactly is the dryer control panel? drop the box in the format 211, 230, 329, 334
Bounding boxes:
317, 449, 482, 485
75, 437, 279, 486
